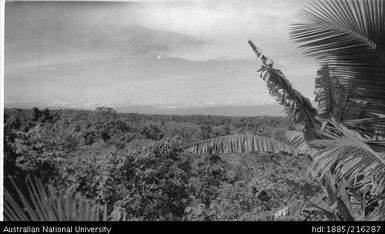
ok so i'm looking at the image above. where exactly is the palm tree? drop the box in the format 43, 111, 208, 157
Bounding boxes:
187, 0, 385, 221
4, 176, 128, 221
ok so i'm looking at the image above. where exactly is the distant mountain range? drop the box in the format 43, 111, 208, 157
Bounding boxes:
5, 103, 286, 117
115, 104, 286, 116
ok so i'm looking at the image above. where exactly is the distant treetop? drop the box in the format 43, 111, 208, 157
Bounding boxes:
95, 107, 117, 114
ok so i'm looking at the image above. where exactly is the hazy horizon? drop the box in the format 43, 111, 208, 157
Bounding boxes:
4, 102, 287, 117
5, 0, 318, 110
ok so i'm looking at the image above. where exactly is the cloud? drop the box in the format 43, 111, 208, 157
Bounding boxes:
5, 1, 207, 73
4, 0, 317, 108
136, 0, 307, 61
5, 24, 206, 75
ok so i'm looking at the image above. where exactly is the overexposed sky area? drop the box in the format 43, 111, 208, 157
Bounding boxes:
4, 0, 318, 109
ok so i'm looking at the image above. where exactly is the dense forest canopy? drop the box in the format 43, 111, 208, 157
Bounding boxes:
3, 107, 327, 221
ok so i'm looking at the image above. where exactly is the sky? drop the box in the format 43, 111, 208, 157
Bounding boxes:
4, 0, 318, 109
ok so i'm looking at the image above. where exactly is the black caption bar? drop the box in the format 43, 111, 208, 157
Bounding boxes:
0, 221, 384, 234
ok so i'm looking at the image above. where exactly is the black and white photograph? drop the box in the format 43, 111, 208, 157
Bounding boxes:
1, 0, 385, 224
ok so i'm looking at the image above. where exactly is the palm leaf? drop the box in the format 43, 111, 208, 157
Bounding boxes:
248, 40, 320, 135
290, 0, 385, 130
344, 117, 385, 139
314, 65, 350, 121
285, 130, 318, 157
366, 200, 385, 221
4, 176, 127, 221
185, 134, 298, 155
309, 120, 385, 196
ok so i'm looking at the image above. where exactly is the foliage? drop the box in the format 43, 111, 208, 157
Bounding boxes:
4, 176, 128, 221
186, 134, 297, 155
245, 42, 385, 220
291, 0, 385, 138
117, 138, 192, 220
185, 152, 326, 221
4, 108, 319, 221
236, 0, 385, 221
183, 0, 385, 220
55, 137, 191, 220
310, 120, 385, 197
289, 0, 385, 220
248, 40, 318, 133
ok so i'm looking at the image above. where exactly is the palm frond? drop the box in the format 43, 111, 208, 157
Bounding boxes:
366, 200, 385, 221
285, 130, 318, 157
309, 120, 385, 196
185, 134, 298, 155
248, 40, 320, 134
290, 0, 385, 124
344, 117, 385, 139
314, 65, 350, 120
314, 65, 335, 119
4, 176, 127, 221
